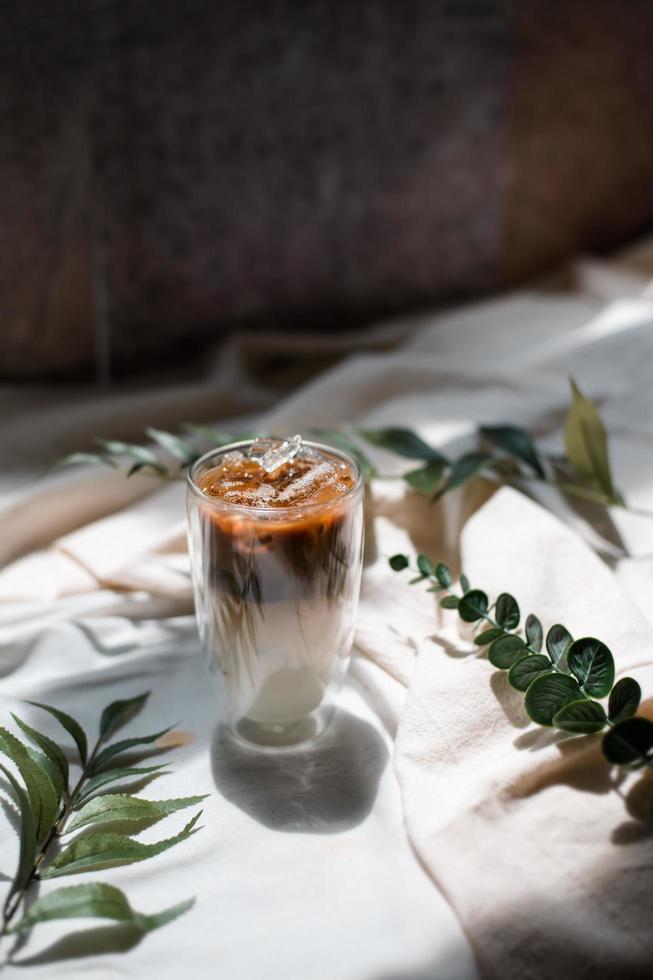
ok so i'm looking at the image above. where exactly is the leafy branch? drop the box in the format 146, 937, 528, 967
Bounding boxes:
389, 554, 653, 771
0, 692, 205, 959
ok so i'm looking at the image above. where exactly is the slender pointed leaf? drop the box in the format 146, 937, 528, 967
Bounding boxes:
608, 677, 641, 724
9, 882, 194, 934
145, 428, 197, 463
479, 425, 545, 478
507, 655, 552, 692
26, 702, 87, 766
524, 673, 581, 726
553, 698, 606, 734
67, 793, 208, 835
458, 589, 489, 623
0, 727, 59, 843
488, 634, 528, 669
564, 379, 618, 503
41, 812, 202, 878
55, 452, 117, 471
12, 714, 69, 790
434, 452, 493, 499
494, 593, 520, 630
359, 427, 447, 462
525, 614, 543, 652
0, 761, 36, 895
99, 693, 150, 740
567, 637, 615, 698
403, 460, 447, 494
26, 747, 65, 804
91, 726, 174, 772
76, 765, 170, 806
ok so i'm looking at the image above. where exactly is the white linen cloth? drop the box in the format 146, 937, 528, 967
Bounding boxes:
1, 255, 653, 977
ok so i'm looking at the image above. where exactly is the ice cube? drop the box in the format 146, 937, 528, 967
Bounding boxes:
255, 483, 277, 503
276, 461, 337, 504
221, 450, 244, 465
249, 434, 303, 473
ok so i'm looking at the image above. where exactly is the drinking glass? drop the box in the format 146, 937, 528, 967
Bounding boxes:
187, 439, 364, 748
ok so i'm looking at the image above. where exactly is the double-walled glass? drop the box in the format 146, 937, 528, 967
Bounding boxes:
187, 440, 364, 748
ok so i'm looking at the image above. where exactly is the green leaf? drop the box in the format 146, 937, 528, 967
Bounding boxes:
602, 717, 653, 767
440, 596, 459, 610
458, 589, 489, 622
608, 677, 641, 724
494, 593, 520, 630
435, 563, 453, 588
55, 452, 118, 471
26, 747, 65, 804
0, 761, 36, 895
488, 634, 528, 669
416, 554, 433, 577
0, 727, 59, 844
9, 882, 194, 934
434, 452, 493, 499
507, 655, 552, 692
145, 428, 197, 464
126, 460, 170, 478
553, 699, 607, 734
67, 794, 208, 836
12, 714, 69, 791
403, 460, 448, 494
564, 378, 618, 503
524, 673, 581, 726
525, 614, 543, 653
545, 624, 573, 671
359, 427, 447, 462
100, 693, 150, 740
76, 765, 170, 806
26, 701, 88, 766
474, 627, 503, 646
91, 726, 174, 772
567, 637, 615, 698
41, 812, 202, 878
182, 423, 233, 446
389, 554, 409, 572
479, 425, 545, 478
460, 574, 471, 593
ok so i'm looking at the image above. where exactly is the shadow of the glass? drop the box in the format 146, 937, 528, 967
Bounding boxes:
210, 708, 389, 834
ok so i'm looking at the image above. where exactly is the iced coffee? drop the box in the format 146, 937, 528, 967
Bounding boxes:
187, 436, 364, 747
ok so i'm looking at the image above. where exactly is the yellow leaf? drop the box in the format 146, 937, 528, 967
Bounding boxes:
563, 379, 617, 503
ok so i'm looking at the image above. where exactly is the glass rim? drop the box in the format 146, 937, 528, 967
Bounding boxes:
187, 438, 364, 517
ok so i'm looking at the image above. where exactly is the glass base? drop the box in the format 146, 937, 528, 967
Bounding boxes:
231, 705, 334, 750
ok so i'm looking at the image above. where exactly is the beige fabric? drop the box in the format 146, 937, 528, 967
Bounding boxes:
1, 257, 653, 977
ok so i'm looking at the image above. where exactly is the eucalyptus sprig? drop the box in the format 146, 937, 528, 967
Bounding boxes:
389, 554, 653, 771
0, 692, 205, 957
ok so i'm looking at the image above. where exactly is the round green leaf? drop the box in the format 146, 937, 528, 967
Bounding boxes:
440, 595, 459, 610
389, 554, 409, 572
524, 673, 581, 726
507, 655, 552, 692
474, 627, 503, 647
495, 593, 520, 630
416, 554, 433, 577
602, 717, 653, 767
553, 699, 607, 734
545, 624, 573, 669
460, 574, 471, 593
458, 589, 489, 623
488, 634, 527, 669
608, 677, 641, 723
435, 563, 453, 588
567, 637, 615, 698
525, 614, 543, 652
